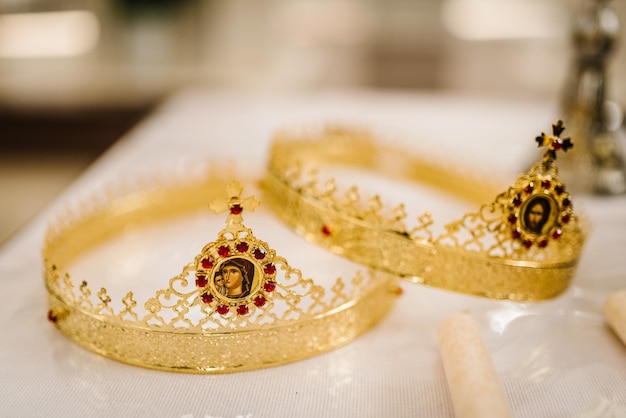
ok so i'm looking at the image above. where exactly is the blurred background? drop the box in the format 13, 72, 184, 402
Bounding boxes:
1, 0, 626, 244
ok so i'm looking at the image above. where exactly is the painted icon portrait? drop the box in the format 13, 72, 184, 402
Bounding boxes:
214, 271, 227, 296
521, 195, 556, 235
213, 257, 259, 300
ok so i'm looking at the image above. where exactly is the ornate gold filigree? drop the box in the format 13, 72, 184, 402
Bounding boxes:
263, 121, 589, 300
44, 175, 399, 373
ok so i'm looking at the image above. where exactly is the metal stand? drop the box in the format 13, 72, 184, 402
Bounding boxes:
561, 0, 626, 194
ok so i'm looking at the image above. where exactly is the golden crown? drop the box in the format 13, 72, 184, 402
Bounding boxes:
44, 177, 399, 373
263, 120, 589, 301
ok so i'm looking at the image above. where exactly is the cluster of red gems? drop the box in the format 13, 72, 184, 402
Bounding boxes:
195, 243, 277, 316
507, 180, 572, 249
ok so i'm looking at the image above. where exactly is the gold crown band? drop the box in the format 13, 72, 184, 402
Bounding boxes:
44, 172, 399, 373
263, 124, 588, 301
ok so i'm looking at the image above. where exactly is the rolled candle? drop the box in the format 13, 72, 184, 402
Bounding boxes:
604, 289, 626, 347
437, 312, 514, 418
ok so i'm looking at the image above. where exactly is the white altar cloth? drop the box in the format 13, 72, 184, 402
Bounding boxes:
1, 90, 625, 418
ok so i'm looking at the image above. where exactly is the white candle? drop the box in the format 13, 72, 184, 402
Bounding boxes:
437, 312, 514, 418
604, 289, 626, 347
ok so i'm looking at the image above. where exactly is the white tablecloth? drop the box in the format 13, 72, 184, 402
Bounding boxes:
1, 90, 625, 418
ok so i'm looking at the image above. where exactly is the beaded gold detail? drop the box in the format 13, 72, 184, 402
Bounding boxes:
44, 177, 399, 373
263, 121, 589, 301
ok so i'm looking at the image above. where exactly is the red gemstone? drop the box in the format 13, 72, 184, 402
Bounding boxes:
562, 198, 571, 208
254, 248, 266, 260
507, 214, 517, 224
263, 281, 276, 292
196, 275, 208, 287
538, 239, 548, 248
513, 195, 522, 207
201, 257, 214, 269
218, 246, 230, 257
512, 230, 521, 239
562, 213, 571, 224
542, 180, 551, 190
254, 296, 266, 307
264, 263, 276, 275
555, 185, 565, 195
47, 310, 57, 323
552, 229, 562, 239
236, 242, 249, 253
321, 224, 332, 236
230, 204, 243, 215
524, 183, 534, 194
216, 305, 229, 315
523, 239, 533, 249
552, 139, 562, 150
201, 293, 213, 304
236, 305, 249, 315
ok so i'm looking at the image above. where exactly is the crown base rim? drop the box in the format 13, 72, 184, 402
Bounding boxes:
47, 273, 397, 373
